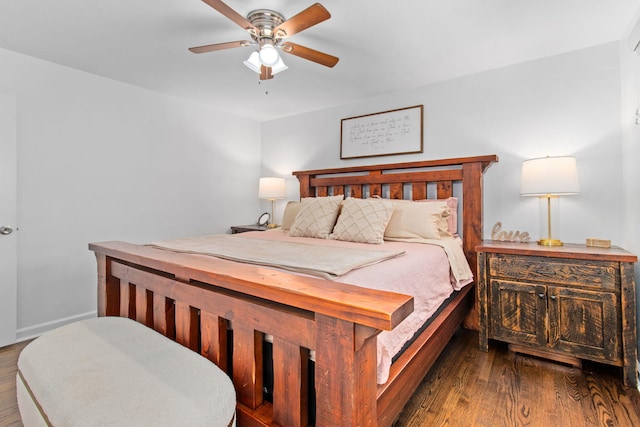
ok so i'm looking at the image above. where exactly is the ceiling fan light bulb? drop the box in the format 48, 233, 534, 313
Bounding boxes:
243, 51, 262, 74
259, 44, 280, 66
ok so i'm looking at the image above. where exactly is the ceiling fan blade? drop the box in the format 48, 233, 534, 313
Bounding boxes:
188, 40, 252, 54
281, 42, 339, 68
260, 65, 273, 80
274, 3, 331, 38
201, 0, 257, 33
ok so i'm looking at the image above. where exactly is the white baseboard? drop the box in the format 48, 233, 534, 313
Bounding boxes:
16, 311, 97, 342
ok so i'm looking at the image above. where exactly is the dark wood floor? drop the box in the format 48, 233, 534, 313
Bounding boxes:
1, 328, 639, 426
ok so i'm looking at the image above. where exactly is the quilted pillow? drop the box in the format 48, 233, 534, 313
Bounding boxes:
288, 195, 344, 239
384, 199, 451, 241
330, 198, 395, 244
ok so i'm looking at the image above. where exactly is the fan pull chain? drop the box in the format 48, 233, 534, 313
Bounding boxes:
258, 79, 270, 95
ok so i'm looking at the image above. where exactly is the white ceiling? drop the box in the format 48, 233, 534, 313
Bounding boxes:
0, 0, 638, 122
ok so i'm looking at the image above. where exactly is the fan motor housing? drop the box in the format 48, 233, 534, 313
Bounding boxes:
247, 9, 285, 39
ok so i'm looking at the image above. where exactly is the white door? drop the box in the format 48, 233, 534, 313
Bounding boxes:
0, 93, 17, 347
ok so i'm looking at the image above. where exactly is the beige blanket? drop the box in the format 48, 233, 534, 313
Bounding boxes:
151, 234, 405, 279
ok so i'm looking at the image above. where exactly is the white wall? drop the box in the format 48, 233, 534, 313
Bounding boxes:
0, 48, 261, 339
263, 43, 625, 248
2, 39, 635, 344
621, 16, 640, 338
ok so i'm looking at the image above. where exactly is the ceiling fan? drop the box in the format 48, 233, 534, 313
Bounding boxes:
189, 0, 339, 80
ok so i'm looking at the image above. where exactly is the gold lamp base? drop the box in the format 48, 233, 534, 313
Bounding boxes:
536, 196, 563, 246
537, 238, 563, 246
267, 198, 279, 228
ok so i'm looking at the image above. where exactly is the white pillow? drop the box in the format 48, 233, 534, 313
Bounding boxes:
281, 201, 300, 231
288, 195, 344, 239
330, 198, 395, 244
384, 199, 451, 241
420, 197, 458, 235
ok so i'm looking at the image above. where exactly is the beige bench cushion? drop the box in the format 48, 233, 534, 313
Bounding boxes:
17, 317, 235, 427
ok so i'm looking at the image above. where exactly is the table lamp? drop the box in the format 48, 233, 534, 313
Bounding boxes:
258, 177, 286, 228
520, 156, 580, 246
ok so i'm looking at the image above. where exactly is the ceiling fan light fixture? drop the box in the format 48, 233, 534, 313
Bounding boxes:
258, 42, 280, 66
243, 51, 262, 73
244, 51, 288, 76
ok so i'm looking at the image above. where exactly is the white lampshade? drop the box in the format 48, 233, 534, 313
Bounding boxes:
520, 156, 580, 196
258, 177, 286, 200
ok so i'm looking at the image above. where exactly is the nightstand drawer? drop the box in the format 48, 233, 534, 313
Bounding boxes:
489, 254, 619, 290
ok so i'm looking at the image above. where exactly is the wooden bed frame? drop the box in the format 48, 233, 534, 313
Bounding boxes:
89, 154, 498, 427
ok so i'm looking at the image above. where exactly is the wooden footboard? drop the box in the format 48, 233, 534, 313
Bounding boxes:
91, 241, 414, 426
90, 155, 497, 426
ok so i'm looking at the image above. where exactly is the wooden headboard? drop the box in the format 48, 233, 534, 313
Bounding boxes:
293, 155, 498, 277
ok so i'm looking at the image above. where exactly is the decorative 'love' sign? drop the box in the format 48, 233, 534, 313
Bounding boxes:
491, 222, 530, 243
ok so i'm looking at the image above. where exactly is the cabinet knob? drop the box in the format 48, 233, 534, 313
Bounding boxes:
538, 293, 545, 299
550, 295, 557, 300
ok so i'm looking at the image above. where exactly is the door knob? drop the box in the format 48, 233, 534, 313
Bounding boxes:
0, 226, 13, 235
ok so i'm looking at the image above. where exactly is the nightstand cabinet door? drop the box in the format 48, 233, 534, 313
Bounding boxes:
548, 286, 620, 362
490, 279, 547, 347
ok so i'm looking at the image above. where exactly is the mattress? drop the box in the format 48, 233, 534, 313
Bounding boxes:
155, 229, 473, 384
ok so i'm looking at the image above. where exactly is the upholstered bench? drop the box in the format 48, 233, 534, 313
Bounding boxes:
16, 317, 236, 427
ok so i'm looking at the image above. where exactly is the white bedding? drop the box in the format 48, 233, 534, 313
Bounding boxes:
236, 230, 473, 384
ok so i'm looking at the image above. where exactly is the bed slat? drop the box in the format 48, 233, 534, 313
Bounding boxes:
175, 301, 199, 351
234, 327, 264, 410
273, 338, 309, 427
152, 293, 165, 333
350, 185, 362, 198
200, 311, 228, 371
389, 182, 403, 199
120, 281, 131, 318
437, 180, 453, 198
135, 286, 151, 327
412, 182, 427, 200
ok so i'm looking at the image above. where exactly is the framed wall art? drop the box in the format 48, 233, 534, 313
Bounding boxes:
340, 105, 423, 159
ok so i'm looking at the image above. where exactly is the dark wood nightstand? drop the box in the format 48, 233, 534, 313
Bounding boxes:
230, 224, 268, 234
476, 240, 638, 387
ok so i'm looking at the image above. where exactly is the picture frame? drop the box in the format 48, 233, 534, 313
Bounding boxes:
340, 105, 423, 159
257, 212, 270, 226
